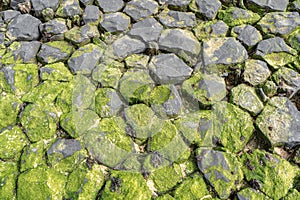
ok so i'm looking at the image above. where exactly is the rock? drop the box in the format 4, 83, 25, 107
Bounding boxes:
231, 25, 262, 47
64, 24, 100, 46
246, 0, 289, 12
10, 0, 27, 10
83, 5, 101, 25
193, 20, 228, 40
40, 62, 73, 81
95, 0, 124, 12
258, 12, 300, 36
194, 0, 221, 19
125, 54, 149, 69
37, 41, 74, 64
158, 29, 201, 66
39, 18, 68, 41
30, 0, 60, 16
68, 43, 103, 74
56, 0, 82, 18
256, 97, 300, 147
262, 80, 277, 98
202, 37, 248, 67
218, 7, 260, 26
80, 0, 94, 5
282, 189, 300, 200
0, 10, 20, 23
196, 148, 243, 199
0, 93, 22, 130
128, 17, 163, 44
119, 70, 155, 104
149, 53, 192, 84
158, 9, 196, 28
112, 35, 146, 59
100, 12, 130, 33
0, 161, 18, 199
243, 59, 271, 86
291, 0, 300, 12
272, 67, 300, 96
159, 0, 191, 7
237, 188, 271, 200
241, 150, 299, 199
287, 29, 300, 51
6, 14, 41, 41
231, 84, 264, 116
124, 0, 159, 21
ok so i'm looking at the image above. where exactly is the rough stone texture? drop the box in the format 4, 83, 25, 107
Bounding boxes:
0, 161, 18, 199
272, 67, 300, 95
31, 0, 60, 15
231, 25, 262, 47
246, 0, 289, 12
64, 24, 100, 46
56, 0, 82, 18
0, 93, 22, 130
243, 59, 271, 86
258, 12, 300, 36
194, 0, 221, 19
158, 10, 196, 28
125, 54, 149, 69
159, 28, 201, 65
6, 14, 41, 41
149, 53, 192, 84
100, 12, 130, 33
0, 10, 20, 23
159, 0, 191, 6
112, 35, 146, 59
291, 0, 300, 12
218, 7, 260, 26
237, 188, 271, 200
39, 18, 67, 41
256, 97, 300, 147
96, 0, 124, 12
256, 37, 294, 57
287, 29, 300, 51
40, 62, 73, 82
194, 20, 229, 40
124, 0, 159, 21
83, 5, 101, 25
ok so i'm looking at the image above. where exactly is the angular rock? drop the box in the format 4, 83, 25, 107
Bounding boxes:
0, 161, 18, 199
39, 18, 68, 41
68, 43, 103, 74
196, 148, 243, 199
100, 12, 130, 33
231, 84, 264, 116
194, 0, 221, 19
237, 188, 271, 200
83, 5, 101, 25
0, 93, 22, 130
262, 80, 277, 98
243, 59, 271, 86
0, 10, 20, 23
124, 0, 159, 21
95, 0, 124, 12
40, 62, 73, 81
202, 37, 248, 66
218, 7, 260, 26
6, 14, 41, 41
193, 20, 228, 40
149, 53, 192, 84
159, 0, 191, 6
291, 0, 300, 12
258, 12, 300, 36
125, 54, 150, 69
246, 0, 289, 12
158, 9, 196, 28
159, 29, 201, 65
56, 0, 82, 18
79, 0, 94, 5
10, 0, 28, 11
31, 0, 60, 16
37, 41, 74, 64
287, 29, 300, 51
64, 24, 100, 46
112, 35, 146, 59
256, 97, 300, 147
282, 189, 300, 200
231, 25, 262, 47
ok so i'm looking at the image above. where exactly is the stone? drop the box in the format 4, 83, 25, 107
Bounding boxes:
241, 150, 299, 199
287, 29, 300, 51
194, 0, 221, 19
0, 10, 20, 23
128, 17, 163, 44
30, 0, 60, 16
39, 18, 68, 41
65, 24, 100, 46
237, 188, 271, 200
95, 0, 124, 12
231, 25, 262, 47
243, 59, 271, 86
193, 20, 229, 40
40, 62, 73, 82
6, 14, 41, 41
158, 29, 201, 65
125, 54, 149, 69
291, 0, 300, 12
273, 67, 300, 96
100, 12, 130, 32
256, 97, 300, 147
149, 53, 192, 84
56, 0, 82, 18
124, 0, 159, 21
158, 9, 196, 28
112, 35, 146, 59
218, 7, 260, 26
10, 0, 27, 10
80, 0, 94, 5
258, 12, 300, 36
262, 81, 277, 98
282, 189, 300, 200
119, 70, 155, 104
83, 5, 101, 25
202, 37, 248, 67
37, 41, 74, 64
159, 0, 191, 7
0, 93, 22, 130
196, 148, 243, 199
246, 0, 289, 12
231, 84, 264, 116
68, 43, 103, 74
0, 161, 18, 199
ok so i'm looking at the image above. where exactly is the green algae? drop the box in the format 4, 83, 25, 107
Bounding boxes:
40, 62, 73, 82
0, 93, 22, 130
0, 160, 18, 200
218, 7, 260, 26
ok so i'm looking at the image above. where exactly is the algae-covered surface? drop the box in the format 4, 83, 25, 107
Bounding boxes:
0, 0, 300, 199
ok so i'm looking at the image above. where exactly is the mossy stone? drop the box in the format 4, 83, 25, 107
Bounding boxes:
218, 7, 260, 26
40, 62, 73, 81
0, 93, 22, 130
0, 161, 18, 200
237, 188, 270, 200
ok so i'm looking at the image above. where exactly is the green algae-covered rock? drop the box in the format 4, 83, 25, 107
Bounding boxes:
20, 101, 58, 142
0, 93, 22, 130
218, 7, 260, 26
0, 160, 18, 200
0, 64, 39, 97
125, 54, 149, 69
230, 84, 264, 116
100, 171, 152, 200
243, 59, 271, 86
40, 62, 73, 81
55, 0, 82, 18
240, 150, 299, 199
196, 148, 243, 199
174, 174, 211, 200
155, 194, 175, 200
272, 67, 300, 94
55, 81, 74, 113
64, 24, 100, 46
17, 166, 67, 200
193, 20, 228, 40
65, 164, 105, 200
0, 126, 28, 160
119, 70, 155, 104
237, 188, 270, 200
288, 29, 300, 51
262, 80, 277, 97
282, 189, 300, 200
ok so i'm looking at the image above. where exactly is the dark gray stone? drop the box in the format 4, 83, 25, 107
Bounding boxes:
255, 37, 292, 57
83, 5, 100, 24
11, 41, 41, 64
159, 0, 191, 7
0, 33, 4, 46
148, 53, 192, 84
128, 17, 163, 44
56, 0, 82, 18
39, 18, 67, 41
112, 35, 146, 59
100, 12, 130, 33
158, 10, 196, 28
6, 14, 41, 41
31, 0, 60, 15
272, 67, 300, 95
232, 25, 262, 47
124, 0, 159, 21
246, 0, 289, 11
195, 0, 221, 19
96, 0, 124, 12
47, 138, 82, 158
202, 37, 248, 66
158, 29, 201, 66
0, 10, 20, 23
194, 20, 229, 40
10, 0, 26, 10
